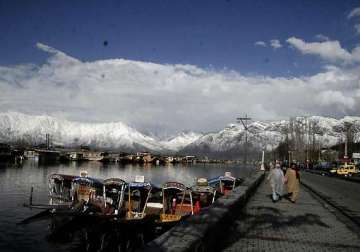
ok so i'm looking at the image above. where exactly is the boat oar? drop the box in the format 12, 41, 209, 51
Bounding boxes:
23, 203, 72, 210
17, 209, 50, 225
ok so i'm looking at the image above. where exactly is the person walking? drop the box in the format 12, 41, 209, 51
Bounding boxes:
284, 163, 300, 203
267, 163, 284, 202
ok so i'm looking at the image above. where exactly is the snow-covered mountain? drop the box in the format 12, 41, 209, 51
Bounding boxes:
181, 116, 360, 158
160, 132, 203, 151
0, 112, 359, 157
0, 112, 166, 152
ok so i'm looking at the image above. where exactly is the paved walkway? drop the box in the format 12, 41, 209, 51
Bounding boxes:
301, 172, 360, 225
221, 178, 360, 251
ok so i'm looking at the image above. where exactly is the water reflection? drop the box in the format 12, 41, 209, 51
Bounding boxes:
0, 161, 254, 252
47, 216, 157, 252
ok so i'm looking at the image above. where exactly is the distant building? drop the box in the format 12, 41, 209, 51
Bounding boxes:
24, 150, 39, 160
69, 152, 83, 161
136, 152, 153, 163
164, 156, 174, 163
36, 149, 60, 162
185, 155, 196, 163
82, 151, 103, 161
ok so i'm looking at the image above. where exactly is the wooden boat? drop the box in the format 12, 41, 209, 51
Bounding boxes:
49, 173, 78, 205
191, 178, 216, 214
21, 171, 104, 223
124, 176, 153, 221
102, 178, 127, 216
208, 172, 242, 196
157, 181, 193, 223
71, 174, 106, 214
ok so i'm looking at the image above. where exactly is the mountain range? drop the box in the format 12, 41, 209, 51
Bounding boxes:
0, 112, 359, 158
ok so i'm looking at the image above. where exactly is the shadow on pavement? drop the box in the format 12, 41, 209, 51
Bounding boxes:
221, 205, 330, 249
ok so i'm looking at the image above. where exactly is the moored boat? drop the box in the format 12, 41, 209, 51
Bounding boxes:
208, 171, 243, 196
191, 178, 216, 214
124, 176, 153, 221
102, 178, 127, 216
157, 181, 193, 224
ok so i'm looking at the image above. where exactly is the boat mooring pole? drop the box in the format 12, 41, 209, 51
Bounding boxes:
29, 186, 33, 206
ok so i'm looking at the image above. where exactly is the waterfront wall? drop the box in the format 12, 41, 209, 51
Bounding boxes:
145, 170, 265, 252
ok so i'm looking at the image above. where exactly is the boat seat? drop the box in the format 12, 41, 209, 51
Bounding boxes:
77, 185, 92, 202
124, 200, 140, 212
223, 188, 232, 195
145, 203, 163, 215
175, 203, 192, 215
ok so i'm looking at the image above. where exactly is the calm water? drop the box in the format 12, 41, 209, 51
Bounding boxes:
0, 160, 254, 252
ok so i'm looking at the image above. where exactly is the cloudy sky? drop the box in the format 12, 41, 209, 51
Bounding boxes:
0, 0, 360, 135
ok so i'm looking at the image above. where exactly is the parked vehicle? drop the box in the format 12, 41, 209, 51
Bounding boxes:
336, 162, 359, 177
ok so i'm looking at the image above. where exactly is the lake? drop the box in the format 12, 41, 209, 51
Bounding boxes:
0, 160, 255, 252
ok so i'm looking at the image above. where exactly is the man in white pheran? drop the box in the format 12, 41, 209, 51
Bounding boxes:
267, 163, 284, 202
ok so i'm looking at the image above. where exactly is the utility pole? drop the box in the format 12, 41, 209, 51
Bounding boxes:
237, 115, 252, 165
306, 118, 310, 166
343, 122, 353, 160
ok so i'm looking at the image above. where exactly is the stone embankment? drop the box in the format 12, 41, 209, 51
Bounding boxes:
145, 171, 265, 252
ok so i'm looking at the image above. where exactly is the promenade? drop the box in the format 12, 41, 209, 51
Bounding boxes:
220, 173, 360, 251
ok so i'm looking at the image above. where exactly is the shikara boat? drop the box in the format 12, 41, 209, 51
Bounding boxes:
124, 176, 154, 221
49, 173, 77, 205
157, 181, 193, 224
208, 172, 242, 196
20, 173, 79, 226
71, 174, 106, 214
102, 178, 127, 216
24, 173, 78, 211
191, 178, 216, 214
21, 171, 105, 224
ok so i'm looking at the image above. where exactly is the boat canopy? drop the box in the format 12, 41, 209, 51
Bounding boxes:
73, 176, 104, 188
191, 185, 215, 194
163, 182, 187, 191
127, 182, 152, 189
104, 178, 127, 186
208, 175, 236, 184
49, 174, 78, 182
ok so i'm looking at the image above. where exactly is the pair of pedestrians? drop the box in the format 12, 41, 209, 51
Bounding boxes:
267, 163, 300, 203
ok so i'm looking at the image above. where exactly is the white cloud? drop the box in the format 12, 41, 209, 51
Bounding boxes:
0, 43, 360, 133
254, 41, 267, 47
354, 24, 360, 35
286, 37, 360, 64
348, 7, 360, 19
315, 34, 329, 41
270, 39, 282, 49
318, 90, 355, 109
